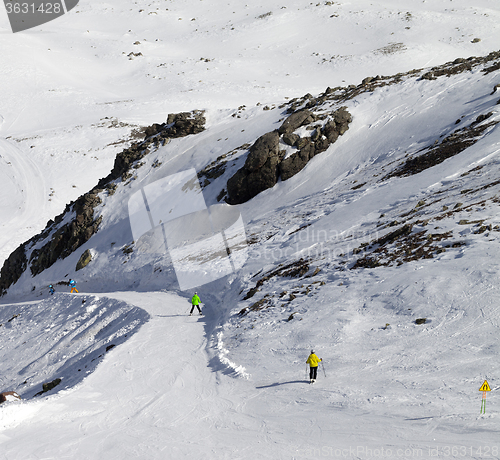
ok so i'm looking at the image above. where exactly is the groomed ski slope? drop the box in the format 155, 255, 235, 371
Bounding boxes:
0, 280, 497, 459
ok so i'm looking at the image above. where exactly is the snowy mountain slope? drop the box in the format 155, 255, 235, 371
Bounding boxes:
3, 51, 500, 298
1, 0, 500, 458
0, 285, 497, 459
0, 119, 144, 265
0, 52, 498, 459
1, 0, 500, 267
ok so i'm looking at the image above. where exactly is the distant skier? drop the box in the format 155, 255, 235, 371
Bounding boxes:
69, 279, 78, 293
190, 292, 202, 316
306, 350, 322, 383
48, 285, 55, 295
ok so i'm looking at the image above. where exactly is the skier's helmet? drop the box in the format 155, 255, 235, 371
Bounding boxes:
311, 350, 314, 354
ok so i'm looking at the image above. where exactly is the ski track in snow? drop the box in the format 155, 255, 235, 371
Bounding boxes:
2, 288, 496, 459
0, 139, 47, 263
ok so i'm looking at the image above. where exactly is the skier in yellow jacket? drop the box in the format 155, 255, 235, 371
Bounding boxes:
306, 350, 322, 383
190, 292, 202, 316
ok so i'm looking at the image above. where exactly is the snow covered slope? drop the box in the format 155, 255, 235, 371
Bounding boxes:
1, 0, 500, 263
4, 51, 500, 299
0, 293, 149, 399
0, 0, 499, 458
0, 56, 498, 459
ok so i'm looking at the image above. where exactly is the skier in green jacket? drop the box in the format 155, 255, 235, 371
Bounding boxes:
306, 350, 322, 383
190, 292, 202, 316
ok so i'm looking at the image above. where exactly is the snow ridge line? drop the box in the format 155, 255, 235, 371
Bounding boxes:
215, 331, 250, 379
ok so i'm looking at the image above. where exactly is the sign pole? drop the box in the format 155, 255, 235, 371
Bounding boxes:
481, 392, 486, 414
479, 380, 491, 414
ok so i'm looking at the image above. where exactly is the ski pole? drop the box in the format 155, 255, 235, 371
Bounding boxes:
321, 361, 326, 378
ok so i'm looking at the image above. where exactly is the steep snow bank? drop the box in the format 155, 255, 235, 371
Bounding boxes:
0, 293, 149, 399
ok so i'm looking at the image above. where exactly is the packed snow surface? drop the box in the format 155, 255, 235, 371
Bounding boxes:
1, 0, 499, 459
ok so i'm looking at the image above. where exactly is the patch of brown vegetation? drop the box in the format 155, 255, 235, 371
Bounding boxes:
243, 259, 311, 300
351, 226, 458, 269
384, 119, 499, 179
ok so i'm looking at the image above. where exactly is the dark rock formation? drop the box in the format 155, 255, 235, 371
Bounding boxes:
226, 131, 282, 204
226, 106, 352, 204
244, 131, 280, 171
280, 140, 315, 181
0, 245, 28, 296
164, 111, 206, 137
34, 378, 62, 396
278, 109, 314, 135
282, 132, 300, 146
28, 192, 103, 278
76, 249, 93, 271
385, 117, 499, 179
42, 378, 61, 393
142, 111, 206, 140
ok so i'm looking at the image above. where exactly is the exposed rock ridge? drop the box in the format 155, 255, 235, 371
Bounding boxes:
0, 111, 206, 295
226, 106, 352, 204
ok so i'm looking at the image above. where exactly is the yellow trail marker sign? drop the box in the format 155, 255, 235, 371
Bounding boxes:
479, 380, 491, 392
479, 380, 490, 414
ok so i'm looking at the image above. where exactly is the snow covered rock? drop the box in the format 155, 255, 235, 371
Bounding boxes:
34, 378, 62, 397
0, 391, 21, 404
227, 105, 353, 202
164, 111, 206, 138
277, 109, 314, 135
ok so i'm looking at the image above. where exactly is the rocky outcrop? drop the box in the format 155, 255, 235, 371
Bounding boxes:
29, 192, 102, 277
384, 114, 499, 179
97, 112, 205, 187
226, 131, 283, 204
244, 131, 280, 171
224, 51, 500, 206
0, 245, 28, 296
0, 111, 206, 295
143, 110, 206, 140
226, 107, 352, 204
280, 140, 315, 181
34, 378, 62, 397
76, 249, 93, 271
278, 109, 315, 135
0, 391, 21, 404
